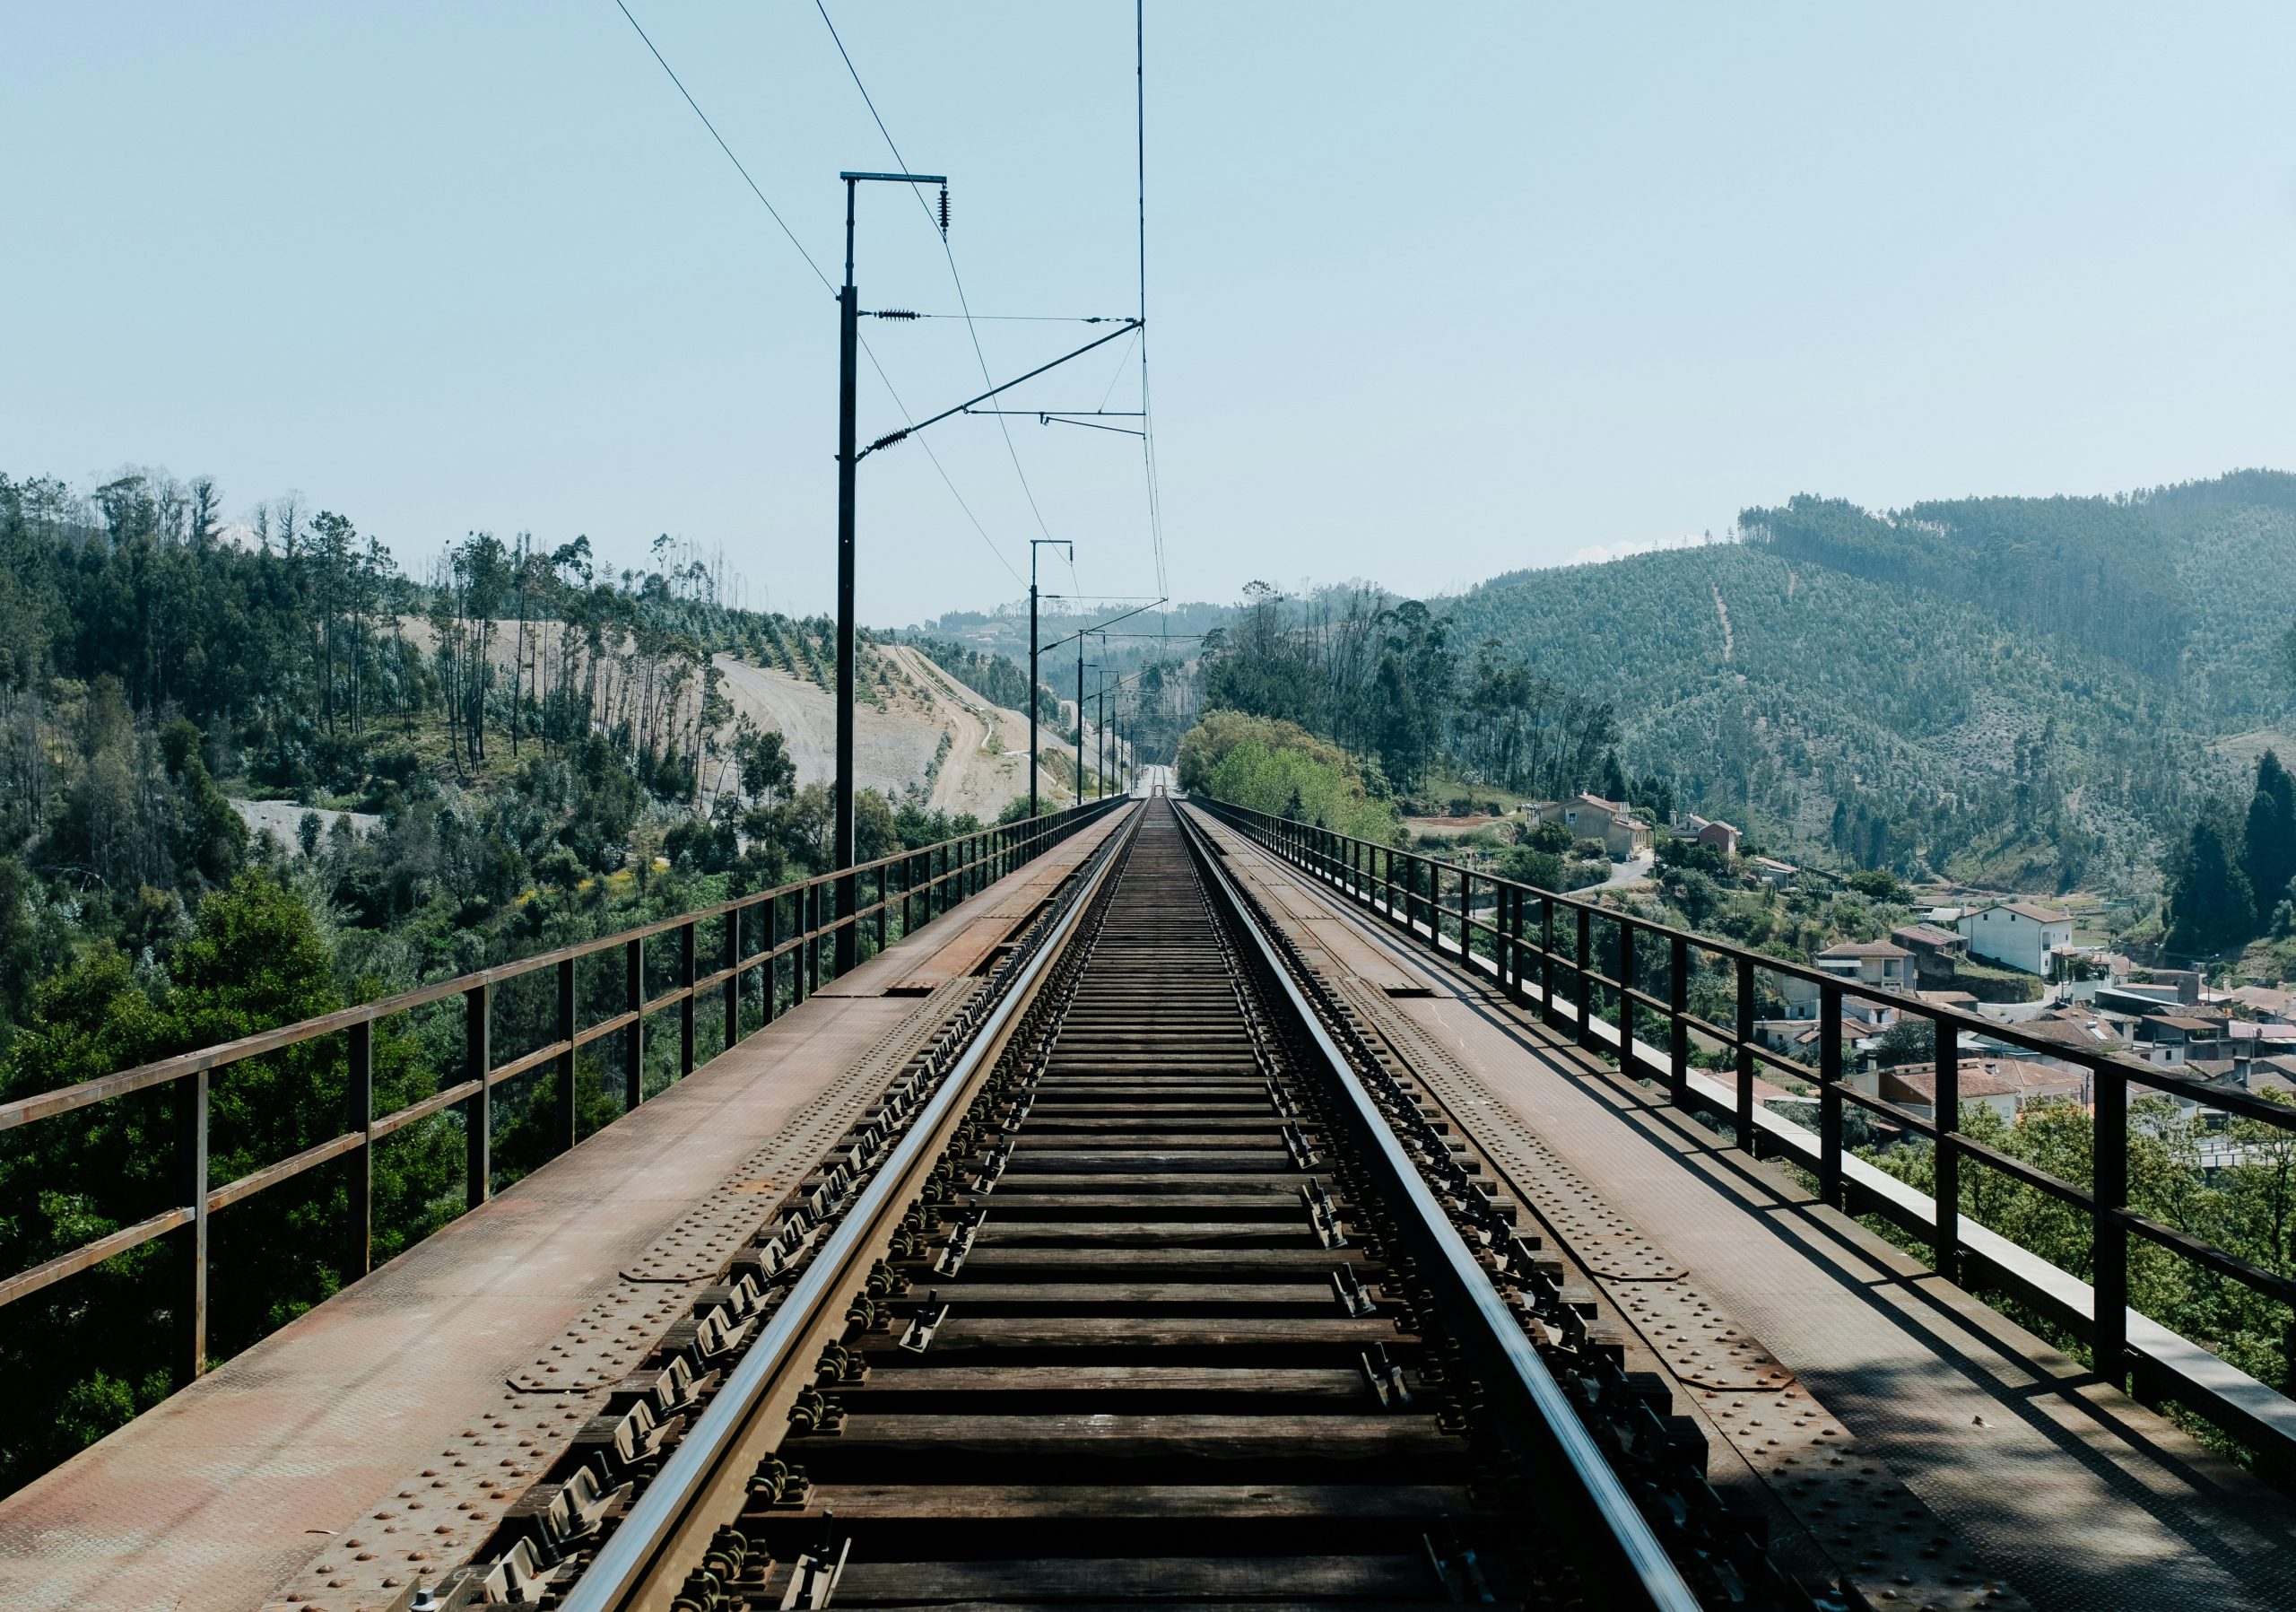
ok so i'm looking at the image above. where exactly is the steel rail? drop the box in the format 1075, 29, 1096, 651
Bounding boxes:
1177, 803, 1703, 1612
561, 801, 1143, 1612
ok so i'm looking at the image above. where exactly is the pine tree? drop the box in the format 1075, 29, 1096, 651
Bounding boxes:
2239, 750, 2296, 925
2167, 817, 2257, 955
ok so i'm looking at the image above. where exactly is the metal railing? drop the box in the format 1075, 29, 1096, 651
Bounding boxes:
0, 796, 1126, 1381
1201, 798, 2296, 1463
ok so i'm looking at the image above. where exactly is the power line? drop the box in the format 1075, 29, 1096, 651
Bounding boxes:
612, 0, 1022, 586
613, 1, 830, 292
813, 1, 1059, 546
1136, 0, 1170, 639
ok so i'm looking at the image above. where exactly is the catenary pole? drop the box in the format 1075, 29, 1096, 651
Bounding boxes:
1029, 540, 1070, 820
834, 175, 859, 972
832, 169, 942, 974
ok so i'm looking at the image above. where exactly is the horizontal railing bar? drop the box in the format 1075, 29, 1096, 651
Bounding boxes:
368, 1077, 483, 1140
207, 1131, 365, 1214
489, 1037, 574, 1088
1834, 1083, 1941, 1139
572, 1009, 639, 1052
0, 1207, 194, 1306
1950, 1135, 2092, 1207
2122, 1209, 2296, 1308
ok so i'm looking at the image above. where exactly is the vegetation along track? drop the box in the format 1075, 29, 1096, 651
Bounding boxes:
433, 799, 1831, 1612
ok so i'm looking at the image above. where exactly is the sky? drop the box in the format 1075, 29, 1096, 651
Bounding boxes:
5, 3, 2294, 624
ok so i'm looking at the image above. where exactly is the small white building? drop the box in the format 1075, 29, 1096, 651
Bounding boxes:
1957, 901, 2073, 975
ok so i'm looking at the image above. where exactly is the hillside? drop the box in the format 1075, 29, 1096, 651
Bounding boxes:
1447, 472, 2296, 889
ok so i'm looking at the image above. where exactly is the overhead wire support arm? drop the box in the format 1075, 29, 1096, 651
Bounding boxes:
857, 319, 1144, 459
1002, 414, 1146, 439
967, 409, 1144, 437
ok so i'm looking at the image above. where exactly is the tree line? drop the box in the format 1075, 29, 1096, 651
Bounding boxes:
1196, 580, 1628, 805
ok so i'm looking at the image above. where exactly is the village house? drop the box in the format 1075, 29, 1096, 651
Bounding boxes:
1534, 794, 1653, 859
2222, 984, 2296, 1024
1890, 922, 1968, 989
1753, 1016, 1887, 1070
2227, 1021, 2296, 1059
1956, 900, 2073, 975
1777, 942, 1913, 1023
2135, 1014, 2231, 1067
1813, 940, 1915, 993
1880, 1058, 2088, 1123
1749, 855, 1798, 888
1916, 989, 1979, 1015
1672, 813, 1742, 857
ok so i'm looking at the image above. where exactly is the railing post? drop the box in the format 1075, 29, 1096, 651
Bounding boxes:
1735, 954, 1755, 1153
175, 1066, 209, 1382
348, 1017, 373, 1276
556, 957, 577, 1154
1618, 919, 1638, 1071
874, 865, 888, 953
465, 981, 491, 1209
1575, 905, 1595, 1050
1818, 980, 1842, 1208
1499, 884, 1516, 997
678, 920, 697, 1077
1458, 869, 1473, 961
804, 881, 817, 991
2093, 1060, 2128, 1388
624, 937, 644, 1110
764, 895, 781, 1024
1934, 1015, 1960, 1285
1669, 933, 1690, 1108
1542, 896, 1560, 1028
723, 906, 741, 1052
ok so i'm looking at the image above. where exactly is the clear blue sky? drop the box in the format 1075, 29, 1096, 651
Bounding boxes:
5, 4, 2292, 623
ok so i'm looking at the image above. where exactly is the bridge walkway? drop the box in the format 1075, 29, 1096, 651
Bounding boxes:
1190, 805, 2296, 1612
0, 809, 1129, 1612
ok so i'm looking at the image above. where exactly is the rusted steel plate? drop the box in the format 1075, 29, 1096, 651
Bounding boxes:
618, 979, 974, 1285
1701, 1383, 2031, 1611
1341, 981, 1687, 1281
1613, 1278, 1795, 1392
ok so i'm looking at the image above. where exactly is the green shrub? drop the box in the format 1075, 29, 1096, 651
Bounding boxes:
1178, 711, 1402, 843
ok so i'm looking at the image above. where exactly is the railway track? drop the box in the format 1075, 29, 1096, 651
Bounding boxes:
432, 799, 1821, 1612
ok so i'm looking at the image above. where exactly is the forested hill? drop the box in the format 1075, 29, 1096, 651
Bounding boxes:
1447, 471, 2296, 888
